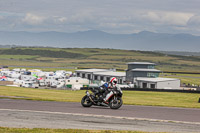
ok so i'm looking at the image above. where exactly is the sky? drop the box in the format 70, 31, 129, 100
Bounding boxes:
0, 0, 200, 35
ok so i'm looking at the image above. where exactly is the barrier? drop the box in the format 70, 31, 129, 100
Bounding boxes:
0, 81, 13, 85
80, 87, 200, 93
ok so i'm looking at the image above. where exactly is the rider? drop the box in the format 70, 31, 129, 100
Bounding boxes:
101, 77, 117, 102
109, 77, 117, 88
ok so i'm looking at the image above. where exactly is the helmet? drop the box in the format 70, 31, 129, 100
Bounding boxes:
110, 77, 117, 85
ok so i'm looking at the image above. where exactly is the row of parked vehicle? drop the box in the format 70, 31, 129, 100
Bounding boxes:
0, 68, 73, 89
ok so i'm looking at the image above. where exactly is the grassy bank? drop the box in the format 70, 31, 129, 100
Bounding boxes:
0, 86, 200, 108
1, 47, 200, 72
0, 127, 167, 133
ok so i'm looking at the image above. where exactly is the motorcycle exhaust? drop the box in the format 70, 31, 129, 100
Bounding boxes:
86, 91, 95, 104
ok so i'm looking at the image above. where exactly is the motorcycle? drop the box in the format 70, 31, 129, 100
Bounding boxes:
81, 86, 123, 109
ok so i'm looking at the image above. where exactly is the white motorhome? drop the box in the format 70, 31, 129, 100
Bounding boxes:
21, 81, 32, 88
12, 68, 21, 73
21, 75, 36, 81
38, 78, 46, 86
21, 81, 39, 88
56, 80, 65, 88
9, 72, 21, 79
66, 77, 89, 85
0, 70, 11, 77
45, 75, 59, 87
66, 77, 89, 90
13, 79, 24, 87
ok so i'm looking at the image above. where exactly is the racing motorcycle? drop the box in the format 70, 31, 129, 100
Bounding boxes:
81, 86, 123, 109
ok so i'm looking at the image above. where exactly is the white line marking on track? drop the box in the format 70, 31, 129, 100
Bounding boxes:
0, 108, 200, 125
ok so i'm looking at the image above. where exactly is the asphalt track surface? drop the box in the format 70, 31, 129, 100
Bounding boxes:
0, 99, 200, 132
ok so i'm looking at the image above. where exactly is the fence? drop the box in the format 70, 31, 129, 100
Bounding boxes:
80, 87, 200, 93
0, 81, 14, 85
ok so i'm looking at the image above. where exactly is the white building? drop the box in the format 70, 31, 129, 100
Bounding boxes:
75, 68, 126, 85
135, 77, 181, 89
75, 69, 112, 80
93, 71, 126, 84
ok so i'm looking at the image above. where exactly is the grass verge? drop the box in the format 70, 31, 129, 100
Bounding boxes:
0, 86, 200, 108
0, 127, 169, 133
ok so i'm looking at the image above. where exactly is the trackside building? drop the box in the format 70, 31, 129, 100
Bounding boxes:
135, 77, 180, 89
75, 69, 111, 80
75, 62, 181, 89
126, 62, 161, 82
126, 62, 180, 89
93, 71, 126, 84
75, 69, 126, 84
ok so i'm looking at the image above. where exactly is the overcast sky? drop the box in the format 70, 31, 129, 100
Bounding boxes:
0, 0, 200, 35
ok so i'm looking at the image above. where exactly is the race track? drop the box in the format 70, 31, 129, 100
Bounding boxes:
0, 99, 200, 132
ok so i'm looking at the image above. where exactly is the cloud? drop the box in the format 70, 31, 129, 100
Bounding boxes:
187, 15, 200, 26
69, 10, 96, 24
99, 22, 135, 29
57, 17, 67, 23
140, 11, 193, 26
88, 10, 194, 34
22, 13, 46, 25
0, 0, 200, 35
52, 16, 67, 24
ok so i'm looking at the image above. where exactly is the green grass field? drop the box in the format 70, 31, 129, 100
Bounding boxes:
0, 127, 167, 133
1, 47, 200, 90
0, 86, 200, 108
160, 73, 200, 85
1, 47, 200, 72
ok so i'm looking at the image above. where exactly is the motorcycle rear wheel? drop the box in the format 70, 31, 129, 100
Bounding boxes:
81, 95, 93, 107
109, 97, 123, 109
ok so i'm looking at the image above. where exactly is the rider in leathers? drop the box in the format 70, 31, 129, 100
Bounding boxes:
100, 77, 117, 103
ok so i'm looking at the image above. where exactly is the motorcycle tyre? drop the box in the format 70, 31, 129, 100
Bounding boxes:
109, 97, 123, 109
81, 95, 93, 107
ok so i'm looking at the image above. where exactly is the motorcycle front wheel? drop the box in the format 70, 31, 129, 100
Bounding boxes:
109, 97, 123, 109
81, 95, 93, 107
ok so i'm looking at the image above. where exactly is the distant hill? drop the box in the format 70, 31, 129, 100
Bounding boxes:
0, 30, 200, 52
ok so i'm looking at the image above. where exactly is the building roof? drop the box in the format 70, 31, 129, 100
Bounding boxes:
75, 68, 112, 73
93, 71, 126, 77
131, 68, 161, 72
135, 77, 179, 82
127, 62, 155, 65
